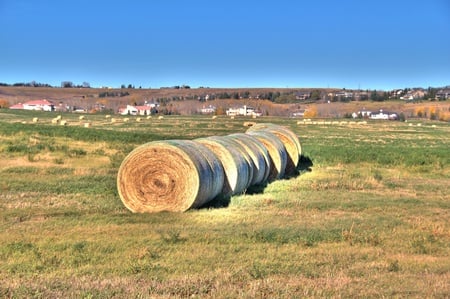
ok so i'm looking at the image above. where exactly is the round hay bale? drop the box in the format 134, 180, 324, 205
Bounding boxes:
158, 115, 164, 120
196, 136, 251, 196
111, 118, 116, 123
136, 117, 141, 122
243, 121, 256, 127
117, 140, 224, 213
246, 123, 301, 176
123, 118, 129, 122
211, 136, 254, 190
51, 118, 59, 124
79, 115, 85, 120
246, 130, 287, 181
146, 115, 152, 119
105, 115, 111, 118
83, 122, 91, 128
32, 117, 39, 123
60, 120, 67, 126
225, 133, 270, 185
212, 115, 217, 119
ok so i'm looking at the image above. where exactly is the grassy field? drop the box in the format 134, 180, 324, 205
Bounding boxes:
0, 109, 449, 298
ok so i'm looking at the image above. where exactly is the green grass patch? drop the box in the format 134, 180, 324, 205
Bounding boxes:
0, 112, 449, 297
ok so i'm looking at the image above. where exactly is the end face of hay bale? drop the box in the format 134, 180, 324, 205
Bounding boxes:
117, 140, 224, 213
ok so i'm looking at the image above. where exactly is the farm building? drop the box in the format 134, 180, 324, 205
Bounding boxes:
369, 109, 398, 120
9, 99, 55, 111
199, 105, 216, 114
226, 105, 262, 117
352, 109, 398, 120
119, 103, 159, 115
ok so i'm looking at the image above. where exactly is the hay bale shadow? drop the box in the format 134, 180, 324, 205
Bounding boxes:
200, 195, 231, 209
200, 155, 313, 208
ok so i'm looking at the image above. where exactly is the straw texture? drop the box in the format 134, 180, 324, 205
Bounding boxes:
246, 123, 301, 175
117, 140, 224, 213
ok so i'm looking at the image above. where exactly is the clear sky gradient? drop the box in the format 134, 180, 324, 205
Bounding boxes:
1, 0, 449, 90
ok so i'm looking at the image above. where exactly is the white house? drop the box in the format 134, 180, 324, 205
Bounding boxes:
10, 99, 54, 111
226, 105, 262, 117
352, 110, 372, 119
119, 103, 159, 115
370, 109, 398, 120
200, 105, 216, 114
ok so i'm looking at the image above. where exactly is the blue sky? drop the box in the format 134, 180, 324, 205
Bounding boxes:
1, 0, 449, 90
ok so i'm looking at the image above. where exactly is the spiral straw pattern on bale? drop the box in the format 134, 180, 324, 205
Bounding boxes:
246, 123, 301, 176
117, 140, 224, 213
196, 137, 251, 197
246, 130, 287, 182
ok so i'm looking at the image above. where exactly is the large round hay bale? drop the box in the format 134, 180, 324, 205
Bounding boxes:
117, 140, 224, 213
246, 130, 287, 181
196, 136, 251, 196
211, 136, 254, 190
225, 133, 270, 186
246, 123, 301, 175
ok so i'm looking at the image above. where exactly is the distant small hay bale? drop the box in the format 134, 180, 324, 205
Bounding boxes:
158, 115, 164, 120
252, 115, 257, 119
83, 122, 91, 128
32, 117, 39, 123
79, 115, 85, 120
409, 123, 413, 126
60, 120, 67, 126
111, 118, 116, 123
146, 116, 152, 119
340, 121, 348, 125
332, 121, 339, 125
22, 121, 27, 124
56, 115, 62, 120
117, 140, 224, 213
136, 117, 141, 122
212, 115, 217, 119
358, 121, 367, 125
243, 121, 256, 127
230, 116, 235, 119
325, 121, 332, 125
105, 115, 111, 118
317, 121, 325, 125
417, 123, 422, 127
123, 118, 129, 122
51, 118, 60, 124
431, 124, 436, 128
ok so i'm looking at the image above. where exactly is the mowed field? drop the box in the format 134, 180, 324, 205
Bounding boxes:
0, 109, 449, 298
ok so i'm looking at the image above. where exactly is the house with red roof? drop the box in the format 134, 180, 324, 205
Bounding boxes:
10, 99, 55, 111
